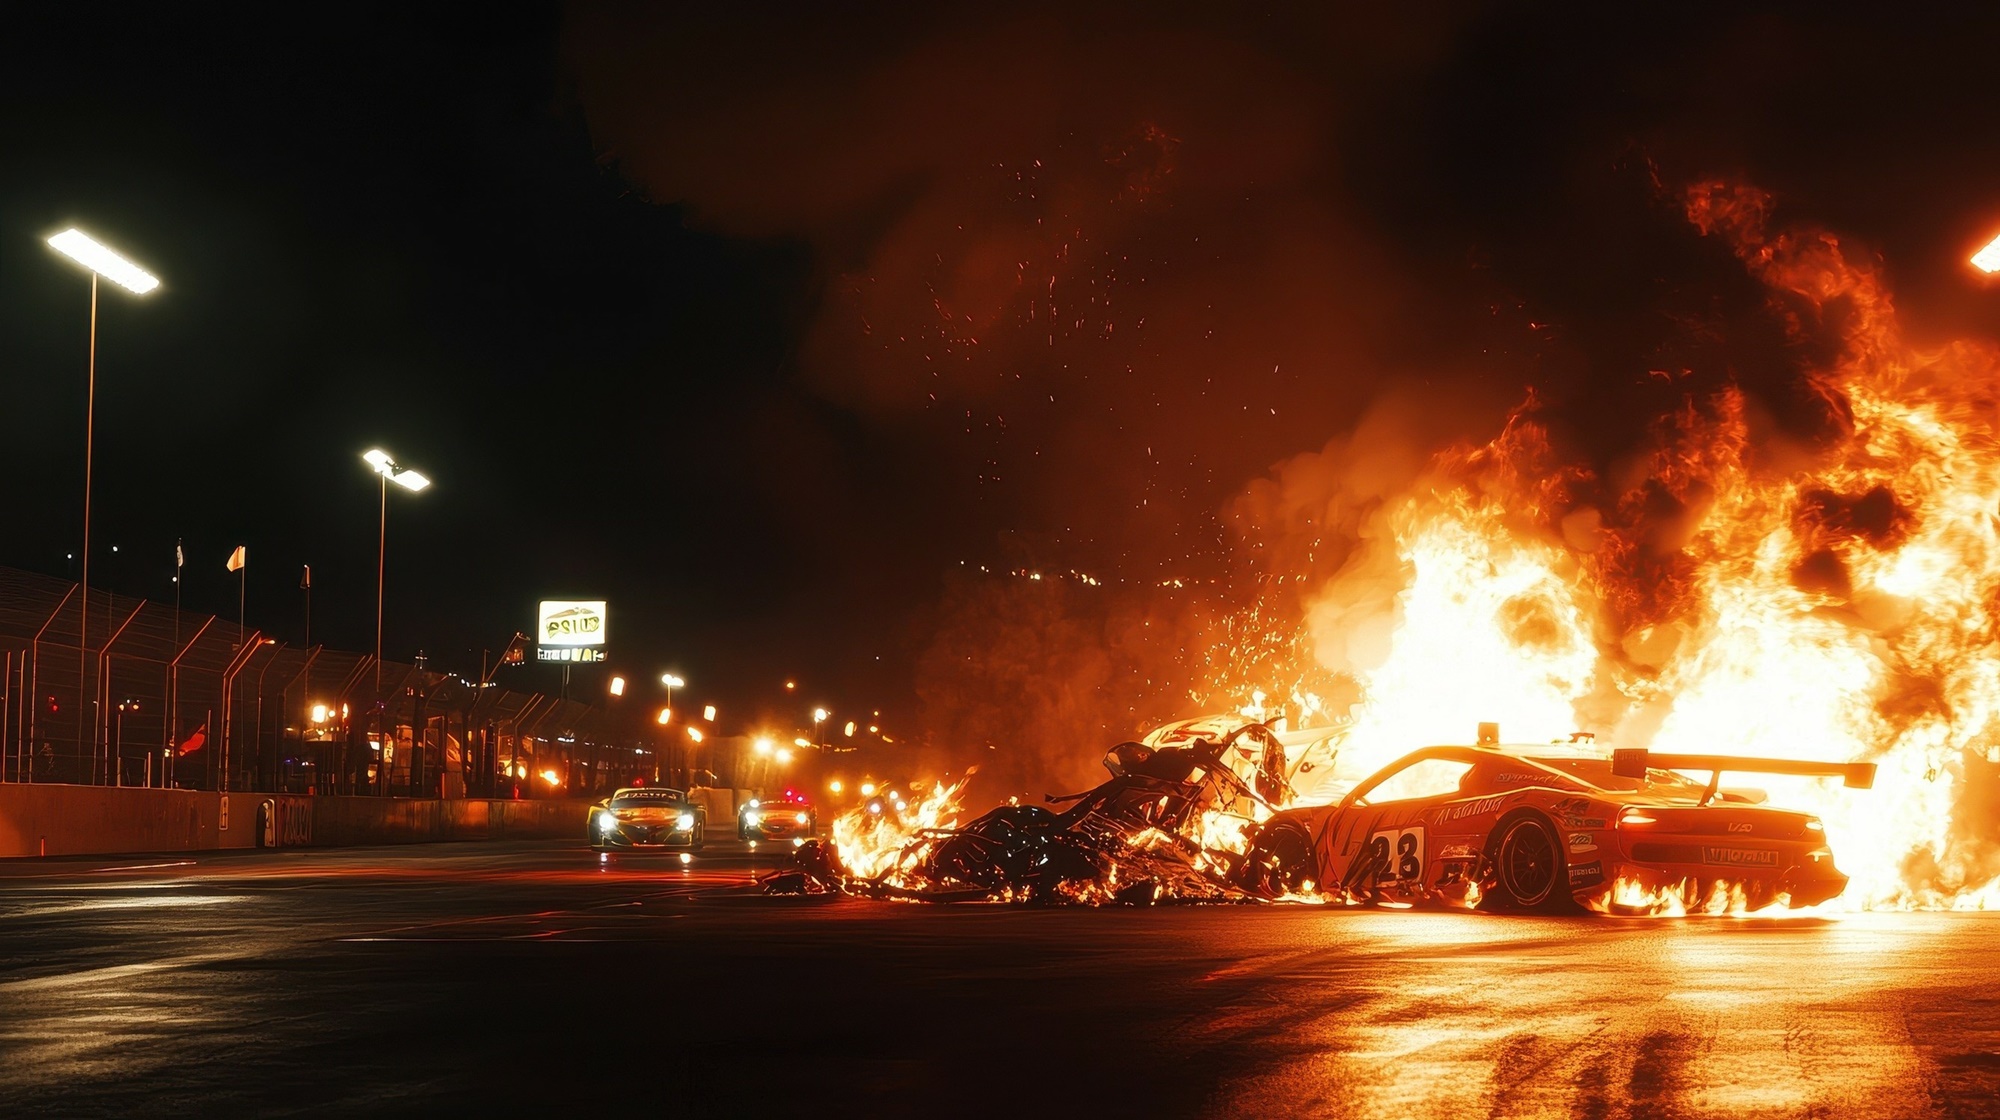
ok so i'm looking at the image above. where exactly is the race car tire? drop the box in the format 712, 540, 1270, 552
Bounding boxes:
692, 826, 706, 853
1240, 824, 1315, 898
1486, 812, 1570, 912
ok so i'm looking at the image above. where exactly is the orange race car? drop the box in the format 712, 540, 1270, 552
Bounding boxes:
1238, 731, 1875, 912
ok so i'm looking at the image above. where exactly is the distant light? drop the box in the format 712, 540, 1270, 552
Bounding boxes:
753, 737, 773, 755
784, 680, 796, 690
47, 228, 160, 294
540, 769, 560, 785
843, 721, 857, 738
311, 704, 328, 724
793, 737, 810, 748
657, 708, 671, 725
1976, 232, 2000, 273
860, 782, 876, 796
678, 852, 693, 866
363, 448, 429, 491
812, 707, 830, 723
609, 676, 626, 697
828, 779, 844, 794
776, 748, 793, 764
703, 704, 717, 722
662, 673, 685, 688
686, 727, 704, 743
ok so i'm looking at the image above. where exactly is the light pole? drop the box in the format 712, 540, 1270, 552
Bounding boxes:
661, 675, 684, 783
361, 449, 430, 795
46, 229, 159, 775
115, 698, 139, 786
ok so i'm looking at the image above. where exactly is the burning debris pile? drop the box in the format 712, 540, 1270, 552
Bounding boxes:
766, 719, 1307, 904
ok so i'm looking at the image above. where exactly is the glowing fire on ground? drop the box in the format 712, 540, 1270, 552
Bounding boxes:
1218, 183, 2000, 910
829, 777, 970, 884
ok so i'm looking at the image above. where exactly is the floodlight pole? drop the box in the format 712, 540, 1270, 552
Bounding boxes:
80, 274, 95, 776
376, 469, 387, 795
50, 232, 161, 781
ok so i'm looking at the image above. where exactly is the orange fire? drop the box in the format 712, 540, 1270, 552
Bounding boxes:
829, 777, 970, 885
1219, 182, 2000, 910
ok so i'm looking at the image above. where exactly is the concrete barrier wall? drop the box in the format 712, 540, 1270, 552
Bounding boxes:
0, 783, 592, 859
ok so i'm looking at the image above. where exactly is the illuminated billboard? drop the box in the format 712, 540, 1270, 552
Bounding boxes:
537, 600, 607, 648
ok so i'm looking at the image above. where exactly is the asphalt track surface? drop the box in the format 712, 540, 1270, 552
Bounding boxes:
2, 840, 1998, 1119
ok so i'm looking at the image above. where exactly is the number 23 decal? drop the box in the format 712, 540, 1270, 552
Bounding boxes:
1365, 826, 1425, 885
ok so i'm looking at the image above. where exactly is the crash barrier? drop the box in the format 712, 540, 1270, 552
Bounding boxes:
686, 787, 742, 827
0, 781, 593, 859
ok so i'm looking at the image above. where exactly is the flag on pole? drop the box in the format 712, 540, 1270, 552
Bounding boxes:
226, 545, 246, 572
300, 564, 311, 590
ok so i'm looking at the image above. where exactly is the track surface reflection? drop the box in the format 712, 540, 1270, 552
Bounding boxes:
1, 840, 1995, 1118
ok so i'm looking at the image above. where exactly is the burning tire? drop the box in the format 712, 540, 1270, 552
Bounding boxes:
1239, 824, 1314, 898
1484, 812, 1570, 912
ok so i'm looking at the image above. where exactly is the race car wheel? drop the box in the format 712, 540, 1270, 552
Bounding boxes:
1489, 814, 1564, 911
692, 826, 706, 853
1240, 825, 1315, 898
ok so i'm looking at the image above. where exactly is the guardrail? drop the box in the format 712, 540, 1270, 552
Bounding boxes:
0, 782, 593, 858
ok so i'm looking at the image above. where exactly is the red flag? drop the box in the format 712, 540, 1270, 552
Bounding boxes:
176, 723, 208, 757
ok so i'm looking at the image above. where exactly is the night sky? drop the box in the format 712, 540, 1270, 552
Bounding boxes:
5, 5, 2000, 775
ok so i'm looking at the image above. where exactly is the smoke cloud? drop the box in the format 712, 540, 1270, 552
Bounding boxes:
561, 4, 2000, 841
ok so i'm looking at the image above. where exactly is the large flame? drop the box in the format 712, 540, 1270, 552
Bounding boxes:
829, 778, 970, 885
1222, 183, 2000, 909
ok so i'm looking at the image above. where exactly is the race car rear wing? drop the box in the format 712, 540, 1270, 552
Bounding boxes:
1612, 748, 1876, 801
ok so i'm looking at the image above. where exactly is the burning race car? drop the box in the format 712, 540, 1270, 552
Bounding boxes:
771, 715, 1874, 913
1237, 730, 1875, 912
774, 718, 1320, 904
588, 787, 708, 853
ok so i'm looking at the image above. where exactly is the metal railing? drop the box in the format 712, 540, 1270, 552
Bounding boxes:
0, 566, 637, 796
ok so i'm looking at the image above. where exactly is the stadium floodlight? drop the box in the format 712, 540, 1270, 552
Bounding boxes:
47, 226, 163, 778
360, 446, 432, 794
47, 228, 159, 294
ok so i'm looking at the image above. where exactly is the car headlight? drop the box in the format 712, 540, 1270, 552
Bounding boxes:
744, 811, 761, 828
677, 812, 696, 831
596, 812, 619, 833
795, 812, 811, 825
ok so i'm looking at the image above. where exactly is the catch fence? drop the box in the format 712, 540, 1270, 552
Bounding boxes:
0, 566, 640, 797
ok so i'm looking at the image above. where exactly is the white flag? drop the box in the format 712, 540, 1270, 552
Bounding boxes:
226, 545, 246, 572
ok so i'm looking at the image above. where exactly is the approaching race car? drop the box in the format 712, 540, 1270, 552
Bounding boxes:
739, 790, 818, 842
1237, 733, 1875, 912
588, 787, 707, 852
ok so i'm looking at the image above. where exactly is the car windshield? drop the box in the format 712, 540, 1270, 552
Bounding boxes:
609, 790, 685, 808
